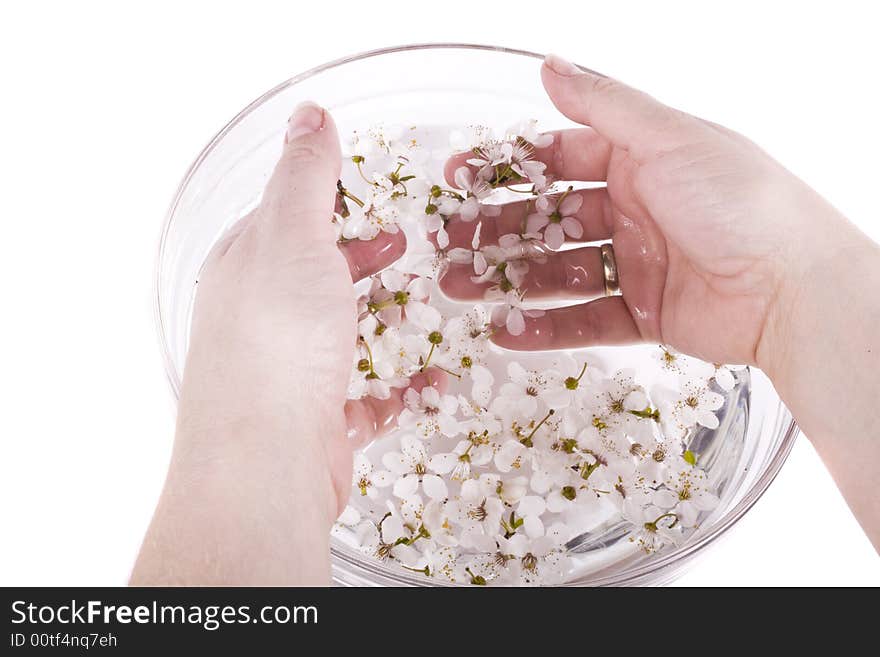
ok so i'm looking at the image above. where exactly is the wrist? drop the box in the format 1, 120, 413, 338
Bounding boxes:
174, 369, 342, 529
757, 218, 879, 432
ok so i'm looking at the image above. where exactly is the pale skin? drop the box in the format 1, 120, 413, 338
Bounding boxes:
131, 55, 880, 585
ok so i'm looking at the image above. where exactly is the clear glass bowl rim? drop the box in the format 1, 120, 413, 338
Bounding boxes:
155, 42, 800, 586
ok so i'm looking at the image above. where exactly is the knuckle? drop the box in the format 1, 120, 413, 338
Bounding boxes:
283, 140, 325, 164
588, 75, 619, 98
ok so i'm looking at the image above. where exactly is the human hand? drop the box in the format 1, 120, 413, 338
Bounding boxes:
177, 102, 438, 521
438, 55, 860, 375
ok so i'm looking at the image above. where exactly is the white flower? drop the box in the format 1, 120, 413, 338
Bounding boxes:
713, 363, 747, 391
529, 449, 573, 496
453, 166, 502, 222
383, 434, 450, 501
432, 435, 493, 482
439, 307, 495, 405
494, 438, 526, 473
367, 270, 432, 328
421, 501, 458, 548
458, 396, 503, 436
507, 119, 554, 149
341, 192, 400, 240
497, 534, 567, 586
652, 461, 720, 527
662, 379, 726, 433
467, 141, 513, 174
655, 345, 685, 373
357, 513, 420, 566
515, 495, 547, 538
506, 141, 547, 189
424, 207, 450, 248
493, 361, 561, 417
526, 191, 583, 249
398, 385, 460, 439
577, 368, 655, 443
352, 453, 394, 499
632, 438, 675, 488
405, 298, 443, 335
496, 231, 549, 262
489, 290, 545, 337
348, 331, 409, 400
450, 478, 505, 552
495, 475, 529, 506
622, 501, 684, 554
541, 353, 600, 410
467, 138, 547, 189
449, 124, 494, 151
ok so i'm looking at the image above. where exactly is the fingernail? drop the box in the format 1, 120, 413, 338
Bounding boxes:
544, 54, 582, 77
286, 101, 325, 141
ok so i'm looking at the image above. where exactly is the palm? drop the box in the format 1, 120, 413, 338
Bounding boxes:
606, 135, 788, 365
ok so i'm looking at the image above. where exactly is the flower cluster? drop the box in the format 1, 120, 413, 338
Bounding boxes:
331, 122, 744, 585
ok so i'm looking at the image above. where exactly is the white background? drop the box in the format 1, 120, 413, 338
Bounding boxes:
2, 1, 878, 586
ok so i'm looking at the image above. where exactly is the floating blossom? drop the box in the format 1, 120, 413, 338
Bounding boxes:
398, 385, 460, 439
468, 137, 548, 190
507, 119, 555, 150
383, 434, 450, 501
449, 478, 505, 552
623, 502, 684, 554
452, 166, 502, 222
526, 189, 584, 249
497, 534, 568, 586
663, 379, 726, 433
348, 329, 410, 400
652, 460, 720, 527
494, 362, 560, 418
489, 290, 545, 337
713, 363, 747, 392
352, 454, 394, 499
359, 270, 431, 329
357, 512, 421, 566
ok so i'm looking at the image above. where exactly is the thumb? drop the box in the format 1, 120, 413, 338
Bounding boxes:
541, 54, 702, 159
262, 101, 342, 247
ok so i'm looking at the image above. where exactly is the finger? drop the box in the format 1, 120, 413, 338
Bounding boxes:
541, 54, 707, 160
440, 246, 605, 302
344, 368, 448, 449
339, 231, 407, 283
261, 102, 342, 249
491, 296, 643, 351
440, 187, 613, 250
443, 127, 613, 187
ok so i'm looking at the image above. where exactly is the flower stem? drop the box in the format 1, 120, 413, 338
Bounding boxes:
521, 409, 555, 447
420, 343, 436, 372
433, 364, 462, 379
337, 181, 365, 207
360, 338, 376, 376
355, 160, 374, 186
645, 512, 679, 533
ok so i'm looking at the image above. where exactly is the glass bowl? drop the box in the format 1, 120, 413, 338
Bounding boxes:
156, 43, 799, 586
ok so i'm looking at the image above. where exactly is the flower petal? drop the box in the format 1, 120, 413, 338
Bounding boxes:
428, 452, 458, 475
526, 213, 549, 234
506, 307, 526, 336
393, 474, 420, 499
544, 223, 565, 249
559, 193, 584, 216
560, 216, 583, 239
518, 495, 546, 517
422, 474, 448, 500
